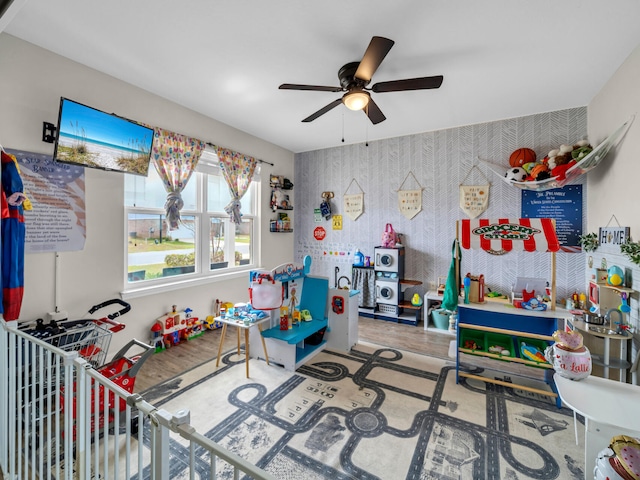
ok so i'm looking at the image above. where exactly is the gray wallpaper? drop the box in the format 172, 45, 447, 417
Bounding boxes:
293, 107, 588, 303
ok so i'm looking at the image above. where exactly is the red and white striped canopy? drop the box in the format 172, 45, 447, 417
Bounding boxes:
458, 218, 560, 253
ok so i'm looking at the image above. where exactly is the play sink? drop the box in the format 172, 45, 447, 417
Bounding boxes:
587, 325, 629, 336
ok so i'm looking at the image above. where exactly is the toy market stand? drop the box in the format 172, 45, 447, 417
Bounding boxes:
455, 218, 572, 408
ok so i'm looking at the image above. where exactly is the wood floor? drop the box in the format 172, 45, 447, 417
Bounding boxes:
134, 316, 455, 392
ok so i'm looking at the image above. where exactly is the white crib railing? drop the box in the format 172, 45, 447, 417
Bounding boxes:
1, 318, 275, 480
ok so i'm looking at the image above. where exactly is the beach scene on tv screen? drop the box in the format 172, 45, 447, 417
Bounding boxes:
56, 99, 154, 175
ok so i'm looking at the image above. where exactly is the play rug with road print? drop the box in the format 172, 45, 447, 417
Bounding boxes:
142, 343, 585, 479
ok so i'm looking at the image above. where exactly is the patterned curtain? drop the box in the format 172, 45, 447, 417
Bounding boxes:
216, 147, 257, 224
151, 128, 205, 230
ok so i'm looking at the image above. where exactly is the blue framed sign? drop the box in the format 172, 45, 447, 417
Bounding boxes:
521, 185, 583, 252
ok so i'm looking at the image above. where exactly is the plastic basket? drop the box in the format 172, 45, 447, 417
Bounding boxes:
486, 333, 515, 359
459, 329, 485, 352
430, 309, 450, 330
377, 304, 398, 315
517, 337, 550, 365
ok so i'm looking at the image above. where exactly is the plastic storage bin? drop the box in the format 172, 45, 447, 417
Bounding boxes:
459, 329, 485, 352
431, 309, 450, 330
485, 333, 514, 359
517, 337, 549, 365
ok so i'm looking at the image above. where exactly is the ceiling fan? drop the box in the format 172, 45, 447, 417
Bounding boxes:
279, 36, 443, 125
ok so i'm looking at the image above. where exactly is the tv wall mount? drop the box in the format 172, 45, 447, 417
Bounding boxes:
42, 122, 57, 143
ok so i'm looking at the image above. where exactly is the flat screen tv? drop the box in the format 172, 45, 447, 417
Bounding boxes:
53, 97, 155, 176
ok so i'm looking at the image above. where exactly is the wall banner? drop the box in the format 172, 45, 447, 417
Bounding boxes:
459, 185, 490, 218
344, 193, 364, 221
398, 189, 422, 219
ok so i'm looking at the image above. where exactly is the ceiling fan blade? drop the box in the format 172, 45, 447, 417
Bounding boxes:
363, 97, 386, 125
355, 36, 395, 83
279, 83, 343, 92
302, 98, 343, 122
371, 75, 444, 93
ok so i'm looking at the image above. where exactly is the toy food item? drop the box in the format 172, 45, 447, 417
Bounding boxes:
509, 148, 536, 168
488, 345, 510, 356
464, 340, 481, 351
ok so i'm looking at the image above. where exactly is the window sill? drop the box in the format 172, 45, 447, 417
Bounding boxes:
120, 267, 252, 300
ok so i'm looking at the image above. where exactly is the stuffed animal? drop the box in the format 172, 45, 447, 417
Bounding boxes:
550, 160, 576, 181
572, 139, 593, 160
528, 163, 551, 181
545, 140, 592, 171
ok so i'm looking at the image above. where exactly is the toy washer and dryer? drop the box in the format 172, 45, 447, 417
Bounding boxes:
374, 246, 405, 317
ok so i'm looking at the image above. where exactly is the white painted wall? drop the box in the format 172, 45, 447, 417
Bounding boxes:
0, 34, 294, 354
587, 43, 640, 370
588, 45, 640, 234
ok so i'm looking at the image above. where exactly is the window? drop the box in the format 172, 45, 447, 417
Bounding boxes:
125, 152, 259, 286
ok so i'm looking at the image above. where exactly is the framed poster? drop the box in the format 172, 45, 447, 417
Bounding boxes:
521, 185, 582, 252
9, 148, 86, 253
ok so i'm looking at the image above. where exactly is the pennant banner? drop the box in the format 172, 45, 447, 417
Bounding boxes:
398, 189, 422, 219
459, 184, 490, 219
344, 193, 364, 220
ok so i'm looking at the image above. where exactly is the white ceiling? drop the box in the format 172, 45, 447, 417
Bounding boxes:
3, 0, 640, 153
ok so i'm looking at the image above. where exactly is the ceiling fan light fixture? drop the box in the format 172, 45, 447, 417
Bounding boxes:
342, 90, 370, 111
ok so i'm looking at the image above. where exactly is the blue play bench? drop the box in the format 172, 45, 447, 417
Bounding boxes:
258, 269, 329, 371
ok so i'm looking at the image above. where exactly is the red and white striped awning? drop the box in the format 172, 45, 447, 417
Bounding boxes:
458, 218, 560, 253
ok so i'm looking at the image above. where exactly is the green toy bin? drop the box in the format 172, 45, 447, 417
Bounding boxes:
459, 329, 485, 353
485, 333, 514, 360
517, 337, 550, 366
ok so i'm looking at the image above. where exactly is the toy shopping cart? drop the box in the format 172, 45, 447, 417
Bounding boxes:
63, 338, 155, 439
20, 298, 130, 368
18, 299, 132, 416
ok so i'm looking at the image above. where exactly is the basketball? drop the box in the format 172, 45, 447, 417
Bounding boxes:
509, 148, 536, 168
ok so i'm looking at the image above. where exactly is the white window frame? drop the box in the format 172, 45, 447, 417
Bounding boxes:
122, 160, 260, 299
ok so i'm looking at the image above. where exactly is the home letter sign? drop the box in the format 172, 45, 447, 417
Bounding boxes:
599, 226, 629, 246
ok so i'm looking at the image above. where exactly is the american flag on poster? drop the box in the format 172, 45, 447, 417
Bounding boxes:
9, 149, 86, 253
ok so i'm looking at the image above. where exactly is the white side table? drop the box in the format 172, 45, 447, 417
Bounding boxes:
555, 374, 640, 479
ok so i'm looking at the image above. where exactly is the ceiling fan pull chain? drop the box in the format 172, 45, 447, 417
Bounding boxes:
341, 112, 345, 143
